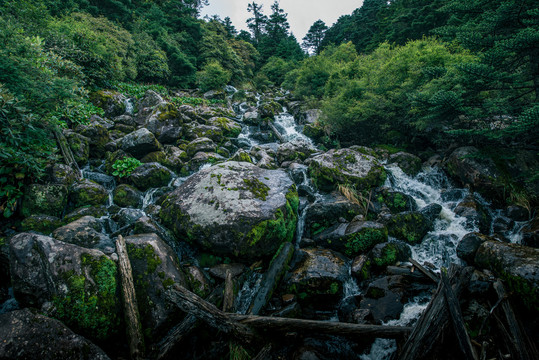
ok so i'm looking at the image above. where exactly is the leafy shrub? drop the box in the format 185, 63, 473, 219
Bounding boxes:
112, 157, 142, 178
113, 82, 169, 99
196, 61, 231, 92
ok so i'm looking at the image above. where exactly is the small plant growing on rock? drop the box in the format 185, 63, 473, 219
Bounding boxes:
112, 157, 142, 178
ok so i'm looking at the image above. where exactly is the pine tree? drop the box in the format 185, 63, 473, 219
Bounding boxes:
247, 1, 267, 44
303, 20, 328, 54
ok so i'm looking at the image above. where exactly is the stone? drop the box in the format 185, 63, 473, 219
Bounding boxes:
207, 116, 242, 138
209, 263, 246, 280
186, 137, 217, 157
52, 216, 114, 254
144, 102, 186, 138
454, 195, 491, 233
276, 139, 317, 165
90, 89, 126, 118
522, 214, 539, 248
75, 123, 111, 158
124, 233, 187, 342
388, 152, 422, 176
21, 214, 62, 234
69, 179, 108, 209
113, 183, 142, 208
64, 130, 90, 165
475, 240, 539, 309
159, 161, 298, 261
117, 128, 163, 159
63, 206, 107, 223
20, 184, 68, 218
373, 188, 417, 214
48, 164, 78, 187
360, 276, 407, 324
129, 162, 174, 191
307, 147, 386, 192
287, 248, 349, 304
0, 308, 110, 360
9, 233, 120, 341
384, 211, 434, 244
184, 265, 211, 298
370, 241, 411, 268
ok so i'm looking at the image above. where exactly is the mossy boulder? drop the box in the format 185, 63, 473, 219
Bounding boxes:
308, 147, 386, 192
69, 179, 108, 209
117, 128, 163, 159
230, 149, 253, 163
303, 122, 325, 142
185, 137, 217, 157
359, 276, 406, 324
113, 184, 142, 208
90, 89, 126, 118
388, 152, 422, 176
52, 216, 114, 254
457, 232, 492, 264
258, 100, 281, 118
75, 123, 111, 159
64, 130, 90, 166
20, 184, 68, 218
384, 211, 433, 244
276, 139, 317, 165
0, 308, 111, 360
370, 242, 411, 269
48, 164, 79, 187
129, 162, 174, 191
207, 116, 242, 138
454, 195, 491, 234
9, 233, 120, 341
287, 248, 348, 305
63, 206, 107, 224
21, 214, 62, 234
187, 152, 225, 171
125, 233, 187, 343
159, 161, 298, 261
474, 240, 539, 310
144, 102, 185, 138
373, 188, 417, 214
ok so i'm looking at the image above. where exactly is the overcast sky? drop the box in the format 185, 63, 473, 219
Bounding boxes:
199, 0, 364, 41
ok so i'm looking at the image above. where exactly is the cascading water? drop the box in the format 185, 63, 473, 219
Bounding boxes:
273, 110, 314, 145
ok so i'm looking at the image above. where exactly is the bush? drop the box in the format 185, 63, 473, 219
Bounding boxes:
112, 157, 142, 178
196, 61, 231, 92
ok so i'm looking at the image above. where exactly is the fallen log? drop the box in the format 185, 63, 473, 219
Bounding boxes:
223, 270, 235, 312
249, 242, 294, 315
116, 235, 144, 360
441, 269, 478, 360
408, 257, 438, 284
493, 280, 536, 360
54, 130, 82, 179
398, 265, 473, 360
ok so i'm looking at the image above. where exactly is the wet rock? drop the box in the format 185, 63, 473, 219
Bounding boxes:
444, 147, 504, 202
129, 162, 174, 191
158, 126, 183, 144
243, 110, 260, 125
52, 216, 114, 254
420, 203, 443, 223
475, 240, 539, 309
75, 123, 111, 158
113, 183, 142, 208
388, 152, 422, 176
258, 100, 281, 118
134, 90, 165, 125
370, 241, 411, 268
144, 102, 186, 138
338, 295, 373, 324
373, 188, 417, 214
271, 302, 302, 318
287, 248, 349, 305
505, 205, 530, 222
9, 233, 120, 341
456, 232, 492, 264
20, 184, 68, 217
104, 149, 130, 175
160, 161, 298, 261
276, 139, 317, 164
314, 220, 388, 257
69, 179, 108, 209
251, 147, 277, 169
63, 205, 107, 223
133, 215, 160, 234
360, 276, 406, 324
384, 211, 434, 244
48, 164, 79, 187
82, 171, 115, 189
117, 128, 162, 159
454, 195, 491, 233
21, 214, 62, 234
186, 137, 217, 157
124, 233, 187, 343
522, 214, 539, 248
113, 114, 136, 127
184, 123, 224, 143
90, 89, 126, 118
351, 254, 370, 281
0, 308, 110, 360
440, 188, 467, 203
187, 152, 225, 171
64, 130, 90, 165
142, 146, 186, 173
113, 208, 145, 228
304, 191, 362, 238
307, 147, 386, 192
492, 215, 514, 235
207, 116, 242, 138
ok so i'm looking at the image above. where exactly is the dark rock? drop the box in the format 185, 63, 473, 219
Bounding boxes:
49, 164, 78, 187
440, 188, 467, 203
384, 211, 433, 244
187, 152, 225, 171
420, 203, 443, 223
307, 147, 386, 192
276, 140, 317, 165
75, 123, 111, 158
20, 184, 68, 218
113, 114, 136, 127
64, 130, 90, 165
475, 240, 539, 309
370, 241, 411, 268
388, 152, 422, 176
185, 137, 217, 157
522, 214, 539, 248
52, 216, 114, 254
373, 188, 417, 214
9, 233, 120, 341
21, 214, 62, 234
159, 161, 298, 261
0, 308, 110, 360
505, 205, 530, 222
90, 89, 126, 118
454, 195, 491, 233
207, 116, 242, 138
129, 162, 174, 191
63, 206, 107, 223
124, 233, 187, 343
456, 232, 492, 264
113, 184, 142, 208
69, 179, 108, 209
112, 208, 145, 228
144, 103, 186, 138
351, 254, 370, 280
184, 265, 211, 298
287, 248, 349, 305
117, 128, 163, 159
104, 149, 130, 175
360, 276, 406, 324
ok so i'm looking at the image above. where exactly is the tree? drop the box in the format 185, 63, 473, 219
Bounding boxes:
247, 1, 267, 44
222, 16, 237, 38
303, 19, 328, 54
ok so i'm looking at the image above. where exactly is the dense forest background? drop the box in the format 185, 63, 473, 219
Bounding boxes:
1, 0, 538, 217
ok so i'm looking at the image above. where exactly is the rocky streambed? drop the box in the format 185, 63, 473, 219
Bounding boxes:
0, 88, 538, 360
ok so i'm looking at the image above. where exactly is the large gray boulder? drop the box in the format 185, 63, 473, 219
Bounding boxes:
307, 147, 386, 192
69, 179, 108, 209
20, 184, 68, 217
159, 161, 298, 261
129, 162, 174, 191
117, 128, 163, 159
0, 308, 110, 360
388, 152, 422, 176
9, 233, 120, 341
52, 216, 114, 254
90, 89, 126, 118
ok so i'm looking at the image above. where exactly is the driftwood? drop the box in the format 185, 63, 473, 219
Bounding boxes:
492, 280, 536, 360
54, 130, 82, 179
398, 265, 473, 360
249, 242, 294, 315
223, 270, 235, 312
116, 235, 144, 360
408, 257, 439, 283
440, 270, 478, 360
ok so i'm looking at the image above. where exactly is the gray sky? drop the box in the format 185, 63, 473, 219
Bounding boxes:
199, 0, 364, 41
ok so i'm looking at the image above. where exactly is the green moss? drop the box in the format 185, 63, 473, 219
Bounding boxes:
127, 243, 162, 274
197, 253, 223, 267
53, 254, 119, 341
242, 178, 270, 201
366, 286, 385, 299
344, 227, 388, 257
285, 186, 299, 214
373, 244, 398, 267
387, 212, 429, 244
329, 282, 340, 295
0, 237, 5, 246
161, 277, 174, 289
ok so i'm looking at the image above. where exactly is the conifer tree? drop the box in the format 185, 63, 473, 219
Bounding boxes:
303, 20, 328, 54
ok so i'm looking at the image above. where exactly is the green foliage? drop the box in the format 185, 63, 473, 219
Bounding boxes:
259, 56, 297, 86
113, 82, 169, 99
112, 157, 142, 178
303, 20, 328, 55
196, 61, 232, 92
